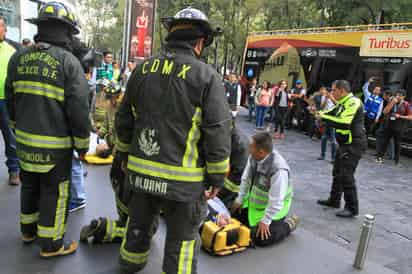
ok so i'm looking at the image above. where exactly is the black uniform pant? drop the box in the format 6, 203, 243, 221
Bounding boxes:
235, 208, 291, 247
329, 148, 361, 214
119, 192, 206, 274
20, 157, 72, 251
377, 126, 402, 164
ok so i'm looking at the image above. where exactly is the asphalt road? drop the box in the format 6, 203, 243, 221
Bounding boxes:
0, 109, 410, 274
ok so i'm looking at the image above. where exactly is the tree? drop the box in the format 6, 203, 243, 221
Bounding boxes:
79, 0, 125, 56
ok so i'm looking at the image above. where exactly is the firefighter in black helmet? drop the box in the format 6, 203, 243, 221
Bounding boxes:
116, 7, 231, 274
5, 1, 90, 258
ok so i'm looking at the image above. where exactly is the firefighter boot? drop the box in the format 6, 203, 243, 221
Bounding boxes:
80, 218, 107, 244
40, 241, 78, 258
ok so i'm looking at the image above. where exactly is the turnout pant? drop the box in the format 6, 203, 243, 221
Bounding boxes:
83, 152, 132, 243
235, 208, 291, 247
329, 148, 361, 214
103, 153, 131, 242
20, 157, 72, 251
120, 192, 206, 274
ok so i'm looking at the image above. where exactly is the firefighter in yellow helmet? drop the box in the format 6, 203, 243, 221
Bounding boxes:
6, 1, 90, 257
115, 7, 231, 274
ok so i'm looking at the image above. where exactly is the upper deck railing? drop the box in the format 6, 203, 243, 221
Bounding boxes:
249, 22, 412, 37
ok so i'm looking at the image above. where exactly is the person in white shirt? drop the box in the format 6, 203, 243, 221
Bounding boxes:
231, 132, 299, 246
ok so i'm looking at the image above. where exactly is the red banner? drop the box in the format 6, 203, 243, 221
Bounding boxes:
128, 0, 156, 62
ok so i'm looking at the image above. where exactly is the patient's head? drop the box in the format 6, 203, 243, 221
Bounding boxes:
96, 143, 111, 158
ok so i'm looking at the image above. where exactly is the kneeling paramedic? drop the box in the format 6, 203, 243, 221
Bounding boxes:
115, 7, 231, 274
5, 2, 90, 257
79, 82, 130, 244
231, 132, 299, 247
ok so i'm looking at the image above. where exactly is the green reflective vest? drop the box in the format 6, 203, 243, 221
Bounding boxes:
243, 183, 293, 227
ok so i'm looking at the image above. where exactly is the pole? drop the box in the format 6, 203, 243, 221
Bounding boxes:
353, 214, 375, 270
121, 0, 132, 67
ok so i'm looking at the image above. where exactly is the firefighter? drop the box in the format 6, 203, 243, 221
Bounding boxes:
79, 82, 158, 244
5, 2, 90, 257
317, 80, 367, 218
217, 120, 249, 208
115, 7, 231, 274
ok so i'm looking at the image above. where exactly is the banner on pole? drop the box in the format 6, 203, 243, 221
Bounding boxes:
127, 0, 156, 63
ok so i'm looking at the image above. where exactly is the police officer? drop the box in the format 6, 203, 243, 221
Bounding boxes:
6, 2, 90, 257
317, 80, 367, 218
116, 7, 231, 274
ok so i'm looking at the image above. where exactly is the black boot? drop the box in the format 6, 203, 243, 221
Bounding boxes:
80, 218, 107, 244
317, 199, 340, 208
336, 209, 357, 218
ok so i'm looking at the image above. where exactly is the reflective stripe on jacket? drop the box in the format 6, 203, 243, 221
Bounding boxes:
320, 93, 367, 152
6, 43, 91, 172
116, 41, 231, 202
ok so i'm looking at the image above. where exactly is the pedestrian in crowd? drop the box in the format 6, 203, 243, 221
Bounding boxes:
269, 83, 279, 123
375, 90, 395, 158
6, 2, 90, 256
231, 132, 299, 246
113, 61, 121, 83
317, 80, 366, 218
123, 60, 136, 86
274, 80, 289, 139
96, 51, 114, 82
69, 152, 87, 213
363, 77, 383, 136
376, 89, 412, 165
225, 72, 242, 117
115, 7, 231, 274
22, 38, 33, 47
317, 86, 337, 161
288, 80, 307, 130
247, 78, 257, 122
255, 80, 273, 130
0, 15, 21, 185
305, 89, 325, 139
305, 94, 318, 140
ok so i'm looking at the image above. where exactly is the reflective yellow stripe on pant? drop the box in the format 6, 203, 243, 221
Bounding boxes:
120, 219, 150, 265
21, 212, 39, 225
178, 240, 196, 274
37, 180, 69, 240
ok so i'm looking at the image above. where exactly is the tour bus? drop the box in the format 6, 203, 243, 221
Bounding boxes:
241, 23, 412, 153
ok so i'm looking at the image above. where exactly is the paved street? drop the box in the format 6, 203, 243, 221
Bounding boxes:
0, 109, 410, 274
235, 110, 412, 274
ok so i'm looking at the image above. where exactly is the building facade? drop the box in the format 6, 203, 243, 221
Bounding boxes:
0, 0, 38, 43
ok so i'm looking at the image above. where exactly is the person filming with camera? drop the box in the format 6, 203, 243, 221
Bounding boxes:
376, 89, 412, 165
